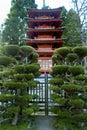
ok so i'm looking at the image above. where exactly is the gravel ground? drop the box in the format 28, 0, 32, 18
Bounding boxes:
34, 116, 56, 130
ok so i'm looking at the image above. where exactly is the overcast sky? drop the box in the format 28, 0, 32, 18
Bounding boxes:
0, 0, 73, 27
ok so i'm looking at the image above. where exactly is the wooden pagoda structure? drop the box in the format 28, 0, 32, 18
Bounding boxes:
26, 7, 64, 73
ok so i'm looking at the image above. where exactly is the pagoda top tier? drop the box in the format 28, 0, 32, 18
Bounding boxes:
27, 7, 63, 18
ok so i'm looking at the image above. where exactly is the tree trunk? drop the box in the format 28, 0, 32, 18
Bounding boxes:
11, 112, 19, 125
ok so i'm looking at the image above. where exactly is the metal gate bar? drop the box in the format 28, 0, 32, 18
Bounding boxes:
29, 74, 52, 115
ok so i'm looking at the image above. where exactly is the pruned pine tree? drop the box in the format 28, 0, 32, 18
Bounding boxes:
0, 45, 40, 125
50, 46, 87, 130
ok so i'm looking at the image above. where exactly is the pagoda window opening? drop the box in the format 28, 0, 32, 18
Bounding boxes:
38, 59, 52, 70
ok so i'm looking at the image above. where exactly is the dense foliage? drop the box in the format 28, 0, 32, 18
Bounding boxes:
2, 0, 37, 45
50, 46, 87, 130
61, 8, 82, 46
0, 45, 40, 125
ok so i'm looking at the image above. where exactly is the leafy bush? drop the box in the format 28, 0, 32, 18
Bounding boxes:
4, 45, 20, 56
50, 86, 60, 93
74, 74, 86, 81
22, 108, 34, 115
61, 84, 79, 93
4, 82, 27, 90
32, 53, 39, 60
0, 56, 12, 66
68, 66, 84, 76
20, 45, 34, 57
49, 78, 64, 85
14, 73, 34, 80
74, 114, 87, 122
14, 65, 25, 73
69, 99, 84, 108
55, 47, 71, 58
7, 106, 20, 115
55, 98, 67, 106
66, 53, 78, 62
25, 64, 40, 73
27, 81, 37, 88
51, 65, 69, 75
84, 85, 87, 92
52, 55, 57, 63
73, 46, 87, 59
0, 94, 14, 102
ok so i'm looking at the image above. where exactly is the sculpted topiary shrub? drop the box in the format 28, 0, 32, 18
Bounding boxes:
50, 46, 87, 130
0, 45, 40, 125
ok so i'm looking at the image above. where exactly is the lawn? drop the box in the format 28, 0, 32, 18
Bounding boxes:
0, 119, 34, 130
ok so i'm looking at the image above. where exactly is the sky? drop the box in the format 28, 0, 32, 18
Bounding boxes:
0, 0, 73, 27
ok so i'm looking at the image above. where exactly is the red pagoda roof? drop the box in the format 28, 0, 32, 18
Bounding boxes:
27, 7, 63, 18
27, 29, 63, 38
27, 18, 62, 28
26, 38, 63, 44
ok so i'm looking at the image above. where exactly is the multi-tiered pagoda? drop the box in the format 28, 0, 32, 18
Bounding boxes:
26, 7, 64, 73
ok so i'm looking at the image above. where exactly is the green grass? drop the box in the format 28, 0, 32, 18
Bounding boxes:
0, 121, 34, 130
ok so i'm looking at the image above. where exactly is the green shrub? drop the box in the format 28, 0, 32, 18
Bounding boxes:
74, 114, 87, 122
4, 45, 20, 56
73, 46, 87, 59
66, 53, 78, 62
51, 106, 58, 114
22, 108, 34, 115
14, 65, 25, 73
55, 47, 71, 58
69, 99, 84, 108
74, 74, 86, 81
0, 106, 6, 111
20, 45, 34, 57
84, 85, 87, 92
68, 66, 84, 76
49, 78, 64, 85
51, 65, 69, 75
58, 110, 71, 118
51, 93, 60, 100
61, 84, 79, 93
25, 64, 40, 73
0, 94, 14, 102
14, 73, 34, 80
32, 53, 39, 60
0, 56, 12, 66
27, 81, 37, 88
4, 81, 27, 90
50, 86, 60, 93
7, 106, 20, 115
52, 55, 57, 63
55, 98, 67, 106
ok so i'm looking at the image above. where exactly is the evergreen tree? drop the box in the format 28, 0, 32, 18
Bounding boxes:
50, 46, 87, 130
62, 9, 82, 46
2, 0, 37, 45
0, 45, 40, 125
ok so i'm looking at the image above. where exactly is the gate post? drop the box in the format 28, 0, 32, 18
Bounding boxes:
45, 73, 48, 115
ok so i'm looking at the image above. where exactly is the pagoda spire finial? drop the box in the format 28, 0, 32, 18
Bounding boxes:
43, 0, 45, 8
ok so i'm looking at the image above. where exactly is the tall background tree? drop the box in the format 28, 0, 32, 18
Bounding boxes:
72, 0, 87, 45
61, 8, 82, 46
2, 0, 37, 45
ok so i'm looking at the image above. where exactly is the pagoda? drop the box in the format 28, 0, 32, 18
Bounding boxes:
26, 7, 64, 73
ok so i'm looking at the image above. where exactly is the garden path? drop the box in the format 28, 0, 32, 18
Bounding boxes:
34, 116, 56, 130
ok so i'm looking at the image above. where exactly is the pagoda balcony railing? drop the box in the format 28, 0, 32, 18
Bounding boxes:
27, 18, 62, 23
27, 27, 64, 30
26, 38, 64, 41
26, 27, 64, 33
27, 28, 63, 32
25, 17, 55, 20
35, 48, 54, 53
